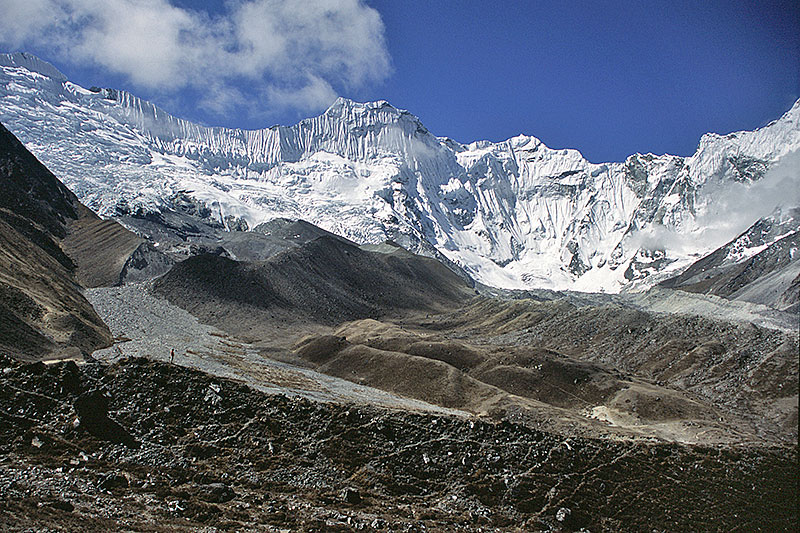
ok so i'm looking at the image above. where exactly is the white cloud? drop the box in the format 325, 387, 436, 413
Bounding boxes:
0, 0, 391, 115
197, 82, 249, 117
0, 0, 63, 43
691, 150, 800, 242
265, 74, 339, 112
628, 150, 800, 254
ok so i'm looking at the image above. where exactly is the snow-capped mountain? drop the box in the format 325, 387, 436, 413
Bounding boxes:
1, 52, 798, 291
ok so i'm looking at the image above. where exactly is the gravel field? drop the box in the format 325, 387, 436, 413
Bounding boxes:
481, 284, 798, 332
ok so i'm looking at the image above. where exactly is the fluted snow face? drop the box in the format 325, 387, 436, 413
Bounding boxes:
2, 52, 798, 292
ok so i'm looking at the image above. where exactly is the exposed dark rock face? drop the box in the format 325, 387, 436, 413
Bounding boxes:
116, 242, 175, 284
0, 357, 795, 532
0, 122, 80, 240
73, 390, 139, 449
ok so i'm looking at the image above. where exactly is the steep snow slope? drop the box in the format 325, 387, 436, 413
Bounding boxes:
1, 52, 798, 291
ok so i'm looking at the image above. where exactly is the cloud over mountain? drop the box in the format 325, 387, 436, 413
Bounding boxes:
0, 0, 390, 115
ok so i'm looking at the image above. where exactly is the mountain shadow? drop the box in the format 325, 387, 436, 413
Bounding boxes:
152, 235, 475, 342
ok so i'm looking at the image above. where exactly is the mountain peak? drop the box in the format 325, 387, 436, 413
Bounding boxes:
320, 97, 430, 136
325, 97, 400, 116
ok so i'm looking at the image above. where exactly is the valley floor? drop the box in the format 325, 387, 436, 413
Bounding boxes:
85, 283, 464, 415
87, 282, 798, 447
2, 282, 794, 531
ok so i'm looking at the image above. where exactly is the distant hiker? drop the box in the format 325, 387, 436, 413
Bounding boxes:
170, 349, 175, 363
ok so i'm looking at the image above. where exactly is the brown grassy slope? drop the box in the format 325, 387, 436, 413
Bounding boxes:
430, 297, 799, 443
62, 212, 145, 287
292, 318, 751, 444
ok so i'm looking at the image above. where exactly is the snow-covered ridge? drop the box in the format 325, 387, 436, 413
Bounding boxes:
1, 52, 798, 292
0, 52, 67, 82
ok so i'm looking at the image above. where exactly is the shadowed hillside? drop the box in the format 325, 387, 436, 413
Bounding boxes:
153, 236, 475, 341
0, 123, 111, 360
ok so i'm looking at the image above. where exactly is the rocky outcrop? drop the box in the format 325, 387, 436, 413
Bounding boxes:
0, 356, 795, 531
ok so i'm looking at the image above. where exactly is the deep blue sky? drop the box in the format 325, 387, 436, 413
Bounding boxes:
366, 0, 799, 161
7, 0, 799, 163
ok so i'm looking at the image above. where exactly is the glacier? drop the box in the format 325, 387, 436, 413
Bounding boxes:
1, 51, 798, 292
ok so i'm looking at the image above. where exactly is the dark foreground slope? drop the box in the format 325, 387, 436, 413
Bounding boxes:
0, 123, 111, 359
153, 236, 474, 341
0, 356, 795, 532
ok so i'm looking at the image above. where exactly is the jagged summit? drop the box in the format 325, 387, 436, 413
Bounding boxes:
325, 97, 396, 114
318, 97, 434, 147
1, 52, 798, 293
